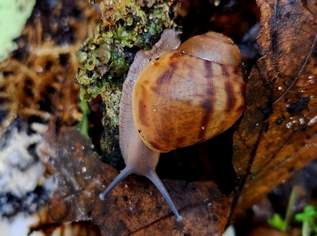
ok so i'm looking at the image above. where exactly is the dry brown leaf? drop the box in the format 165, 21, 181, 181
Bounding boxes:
35, 126, 230, 236
233, 0, 317, 213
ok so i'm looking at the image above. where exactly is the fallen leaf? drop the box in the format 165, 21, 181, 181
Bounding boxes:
36, 126, 231, 236
233, 0, 317, 213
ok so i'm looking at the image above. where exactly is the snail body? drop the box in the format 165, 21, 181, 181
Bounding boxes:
100, 30, 245, 222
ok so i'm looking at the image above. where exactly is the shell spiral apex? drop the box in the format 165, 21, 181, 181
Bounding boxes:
178, 32, 241, 65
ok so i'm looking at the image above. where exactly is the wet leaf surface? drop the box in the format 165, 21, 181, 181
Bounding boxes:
36, 126, 230, 236
233, 0, 317, 213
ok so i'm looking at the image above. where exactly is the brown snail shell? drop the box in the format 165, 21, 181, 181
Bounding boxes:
100, 30, 245, 222
132, 32, 245, 153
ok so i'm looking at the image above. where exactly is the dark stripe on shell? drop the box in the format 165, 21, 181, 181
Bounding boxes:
204, 60, 214, 84
233, 66, 241, 76
220, 64, 229, 77
225, 81, 236, 112
198, 60, 214, 139
199, 100, 213, 140
155, 61, 177, 87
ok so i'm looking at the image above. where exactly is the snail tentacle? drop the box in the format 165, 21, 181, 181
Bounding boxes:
99, 167, 132, 200
146, 170, 182, 222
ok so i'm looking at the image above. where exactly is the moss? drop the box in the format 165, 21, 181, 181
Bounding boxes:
100, 82, 122, 130
76, 0, 176, 159
77, 0, 175, 101
99, 82, 123, 166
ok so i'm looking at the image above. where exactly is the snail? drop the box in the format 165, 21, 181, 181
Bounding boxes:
99, 29, 245, 222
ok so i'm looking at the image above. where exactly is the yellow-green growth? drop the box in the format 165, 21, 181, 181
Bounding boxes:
76, 0, 175, 100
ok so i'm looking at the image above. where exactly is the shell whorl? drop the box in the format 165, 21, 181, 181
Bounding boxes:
132, 32, 245, 153
178, 32, 241, 65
